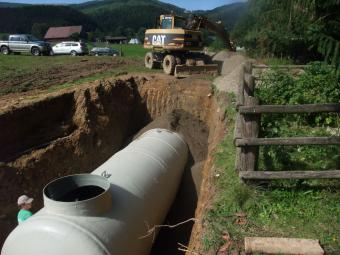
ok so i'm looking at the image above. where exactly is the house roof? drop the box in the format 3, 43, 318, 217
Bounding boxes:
44, 26, 82, 39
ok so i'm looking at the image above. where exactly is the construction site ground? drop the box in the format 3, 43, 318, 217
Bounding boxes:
0, 51, 248, 253
1, 52, 337, 254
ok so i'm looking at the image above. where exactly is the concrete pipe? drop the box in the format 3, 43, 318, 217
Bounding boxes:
2, 129, 188, 255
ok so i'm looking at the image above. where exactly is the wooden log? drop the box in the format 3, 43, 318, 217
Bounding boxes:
236, 64, 245, 107
236, 136, 340, 146
244, 73, 256, 96
242, 96, 260, 172
239, 170, 340, 180
239, 104, 340, 114
252, 64, 309, 69
234, 113, 244, 172
234, 114, 243, 140
244, 61, 253, 74
245, 237, 324, 255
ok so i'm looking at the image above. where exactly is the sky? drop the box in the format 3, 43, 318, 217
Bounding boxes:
1, 0, 246, 10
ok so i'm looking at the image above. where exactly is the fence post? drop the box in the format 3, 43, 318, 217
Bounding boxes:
242, 62, 260, 172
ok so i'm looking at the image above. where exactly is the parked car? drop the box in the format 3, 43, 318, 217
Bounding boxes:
52, 42, 88, 56
0, 34, 52, 56
90, 47, 120, 56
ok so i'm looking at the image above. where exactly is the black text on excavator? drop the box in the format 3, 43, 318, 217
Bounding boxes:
144, 14, 235, 77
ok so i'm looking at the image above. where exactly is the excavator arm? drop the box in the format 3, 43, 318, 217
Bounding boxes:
186, 15, 236, 51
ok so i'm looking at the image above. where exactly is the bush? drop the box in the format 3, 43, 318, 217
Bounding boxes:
256, 62, 340, 171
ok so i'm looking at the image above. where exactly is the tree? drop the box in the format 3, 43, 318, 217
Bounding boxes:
70, 32, 80, 41
31, 23, 49, 39
233, 0, 340, 74
136, 27, 146, 42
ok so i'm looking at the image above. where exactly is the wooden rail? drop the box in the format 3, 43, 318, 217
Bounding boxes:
236, 137, 340, 146
234, 62, 340, 181
239, 104, 340, 114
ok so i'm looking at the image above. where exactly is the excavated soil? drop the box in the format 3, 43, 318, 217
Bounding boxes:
0, 57, 138, 96
0, 74, 227, 253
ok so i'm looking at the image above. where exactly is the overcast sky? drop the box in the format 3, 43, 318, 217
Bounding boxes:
1, 0, 246, 10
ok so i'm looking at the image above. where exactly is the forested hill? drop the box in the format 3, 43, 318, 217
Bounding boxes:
0, 2, 29, 7
0, 0, 246, 37
196, 3, 247, 30
0, 5, 97, 34
74, 0, 185, 34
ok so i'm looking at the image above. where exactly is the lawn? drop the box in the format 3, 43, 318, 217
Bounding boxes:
86, 42, 148, 58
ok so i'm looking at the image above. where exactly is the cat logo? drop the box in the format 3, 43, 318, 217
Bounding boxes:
152, 35, 166, 46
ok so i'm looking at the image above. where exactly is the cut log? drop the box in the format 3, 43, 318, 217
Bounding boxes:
239, 104, 340, 114
235, 137, 340, 146
244, 237, 324, 255
239, 170, 340, 180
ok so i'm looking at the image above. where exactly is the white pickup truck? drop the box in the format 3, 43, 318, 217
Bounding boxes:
0, 34, 52, 56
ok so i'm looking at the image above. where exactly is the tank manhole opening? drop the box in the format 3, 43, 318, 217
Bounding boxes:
44, 174, 110, 202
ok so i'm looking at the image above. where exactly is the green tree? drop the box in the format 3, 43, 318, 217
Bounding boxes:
31, 23, 49, 39
233, 0, 340, 73
70, 32, 80, 41
136, 27, 146, 43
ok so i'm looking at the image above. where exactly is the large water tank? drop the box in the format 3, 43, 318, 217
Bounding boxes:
1, 129, 188, 255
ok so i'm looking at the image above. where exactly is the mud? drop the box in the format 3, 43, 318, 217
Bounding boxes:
0, 57, 137, 95
0, 74, 227, 253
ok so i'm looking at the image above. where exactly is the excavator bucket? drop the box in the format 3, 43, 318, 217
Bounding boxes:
174, 64, 219, 78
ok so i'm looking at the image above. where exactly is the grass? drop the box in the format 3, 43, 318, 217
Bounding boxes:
203, 92, 340, 254
86, 43, 148, 58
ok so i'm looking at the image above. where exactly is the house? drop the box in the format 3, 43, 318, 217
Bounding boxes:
44, 26, 83, 43
105, 36, 128, 44
128, 38, 141, 44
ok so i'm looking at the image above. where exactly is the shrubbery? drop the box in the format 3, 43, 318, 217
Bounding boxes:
256, 62, 340, 171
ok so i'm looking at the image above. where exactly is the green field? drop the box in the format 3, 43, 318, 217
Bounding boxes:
87, 43, 148, 58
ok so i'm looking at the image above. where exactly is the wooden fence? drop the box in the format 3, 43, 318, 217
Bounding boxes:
234, 62, 340, 180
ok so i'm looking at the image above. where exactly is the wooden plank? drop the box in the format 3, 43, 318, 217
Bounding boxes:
239, 104, 340, 114
236, 64, 245, 107
252, 64, 309, 69
236, 136, 340, 146
239, 170, 340, 180
245, 237, 324, 255
244, 73, 255, 96
242, 96, 260, 172
234, 113, 244, 172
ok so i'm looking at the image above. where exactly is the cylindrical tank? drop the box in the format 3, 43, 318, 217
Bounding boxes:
1, 129, 188, 255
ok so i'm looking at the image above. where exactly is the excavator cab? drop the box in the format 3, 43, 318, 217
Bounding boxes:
159, 15, 186, 29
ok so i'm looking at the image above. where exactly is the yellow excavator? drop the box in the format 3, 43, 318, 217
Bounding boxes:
144, 14, 235, 77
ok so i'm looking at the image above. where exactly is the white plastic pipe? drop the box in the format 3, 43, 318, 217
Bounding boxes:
2, 129, 188, 255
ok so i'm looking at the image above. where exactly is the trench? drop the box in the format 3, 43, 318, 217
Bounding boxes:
0, 75, 224, 253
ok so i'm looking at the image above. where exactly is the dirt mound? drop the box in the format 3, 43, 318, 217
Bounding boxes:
213, 52, 249, 92
0, 57, 138, 96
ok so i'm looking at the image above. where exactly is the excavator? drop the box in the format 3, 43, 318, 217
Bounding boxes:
143, 14, 235, 77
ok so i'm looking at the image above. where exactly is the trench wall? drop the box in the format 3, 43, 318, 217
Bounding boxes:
0, 75, 226, 252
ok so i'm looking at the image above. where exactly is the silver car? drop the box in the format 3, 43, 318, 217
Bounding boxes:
52, 42, 88, 56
